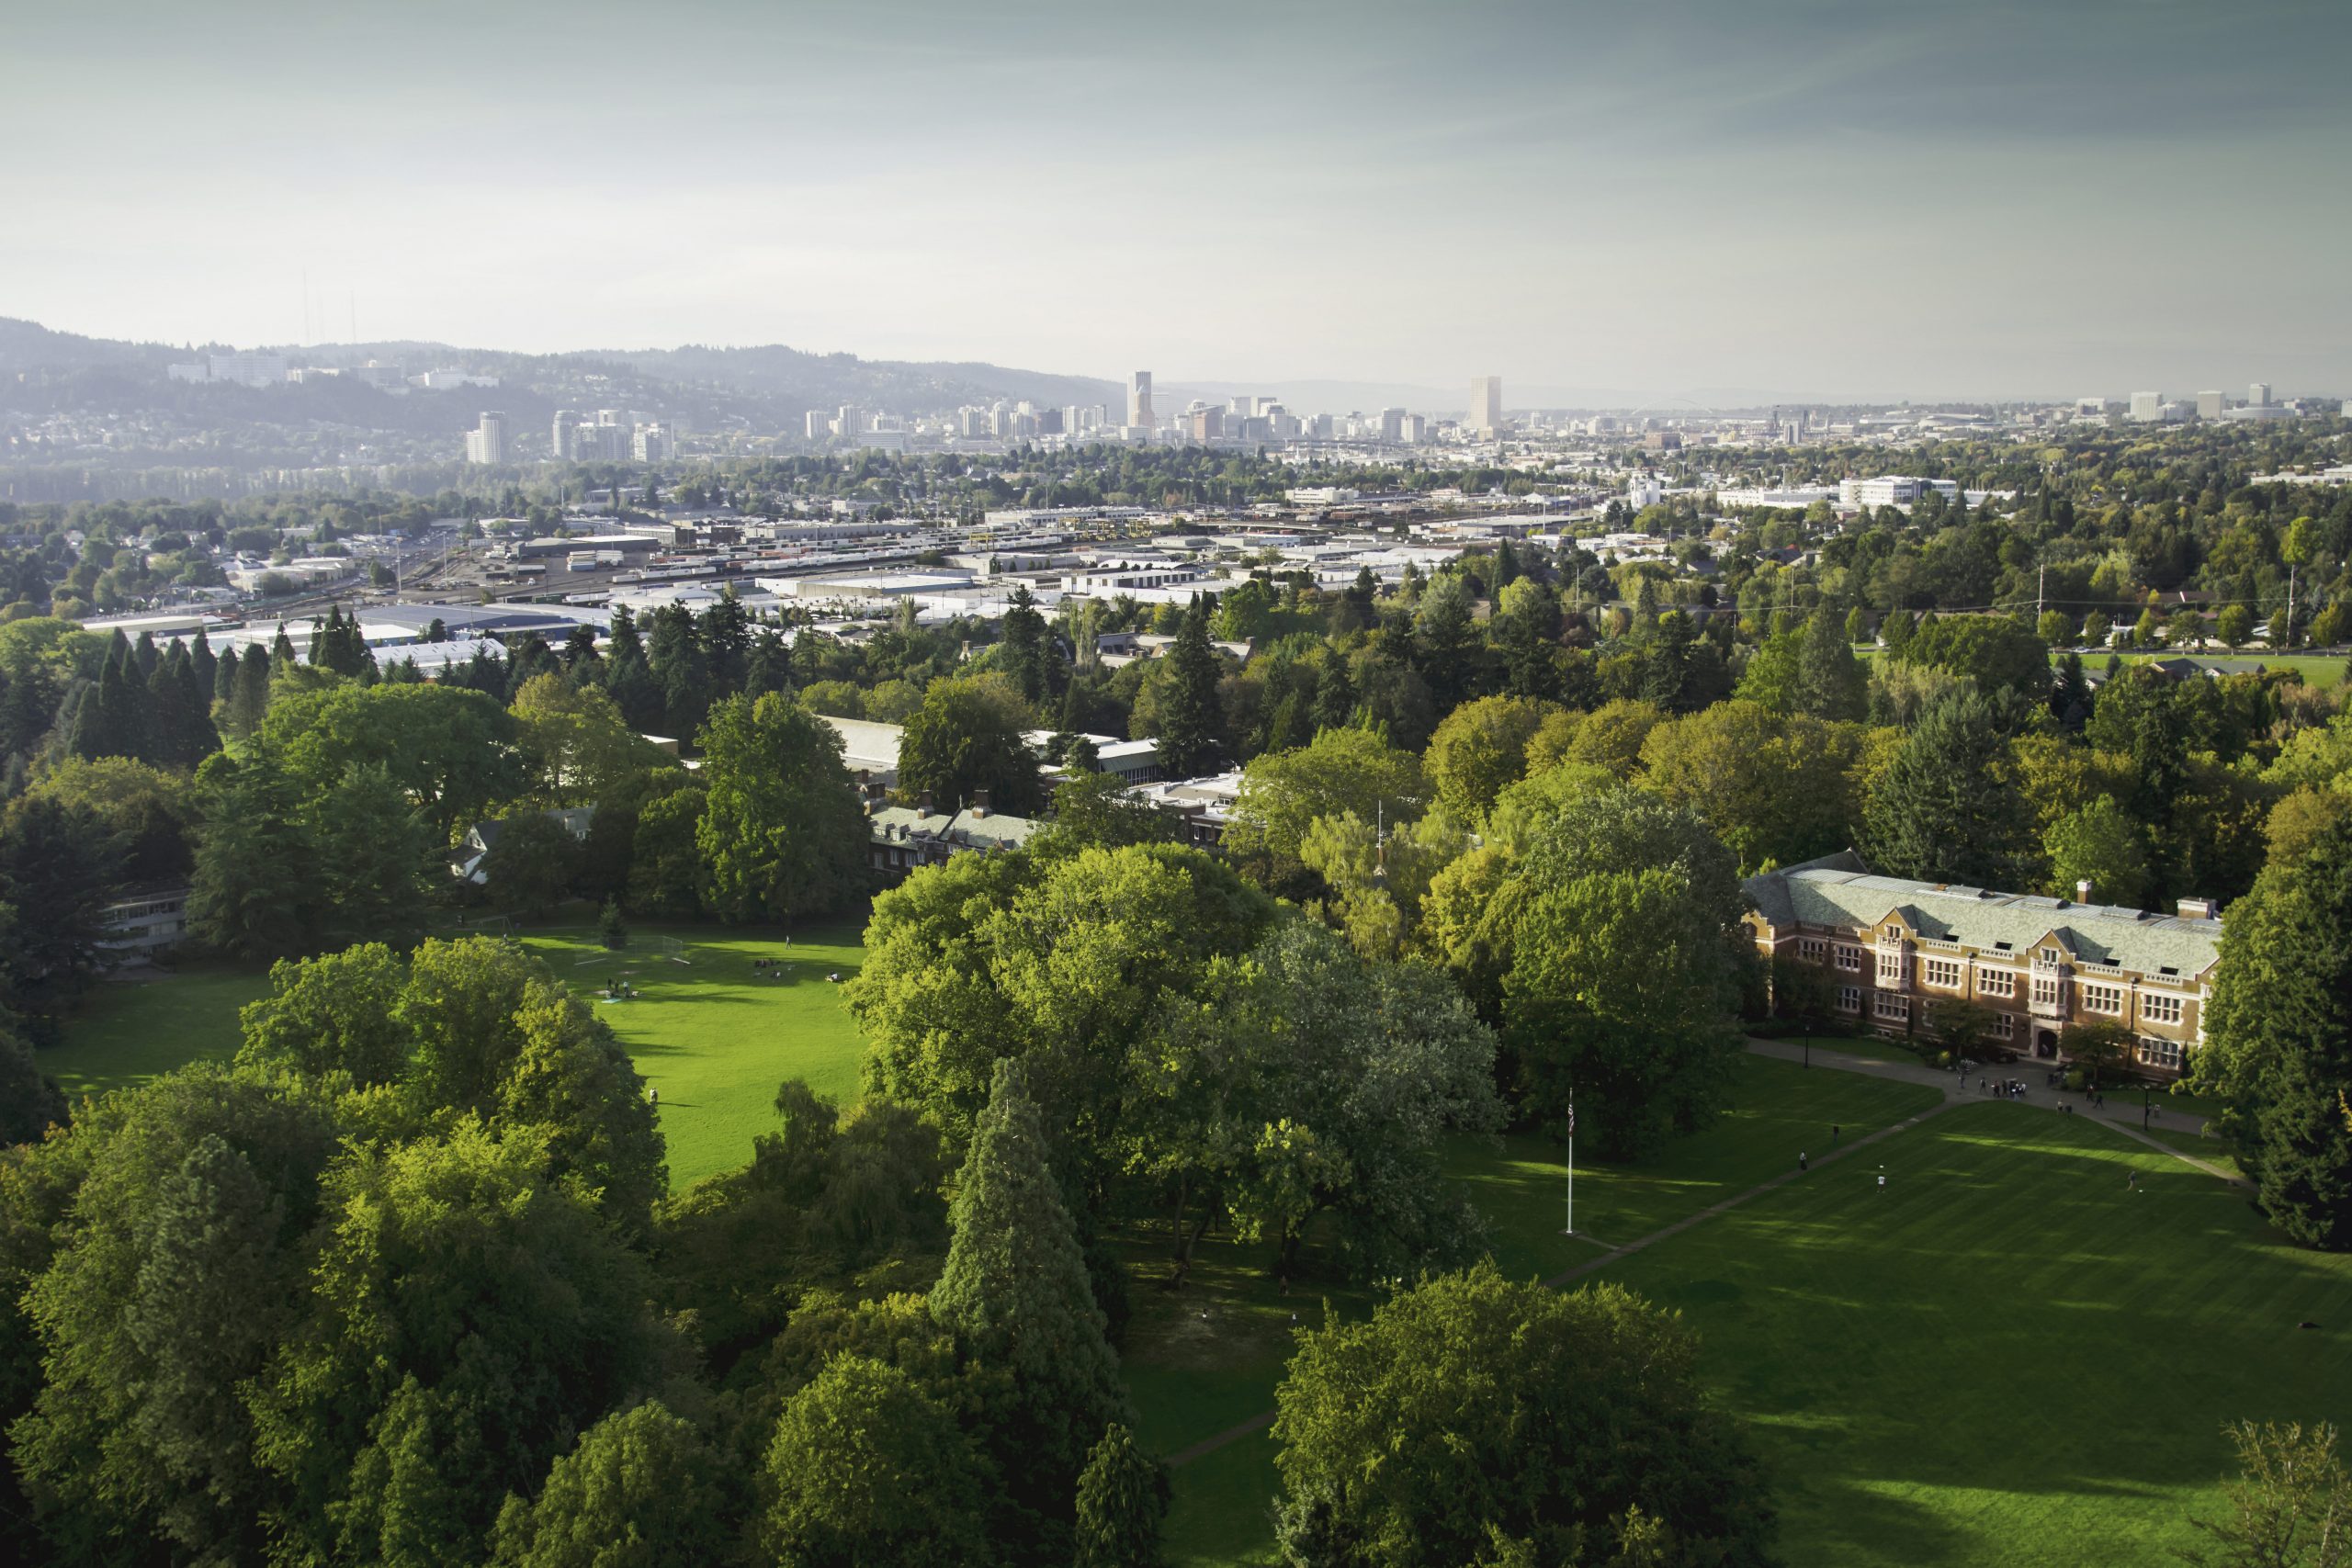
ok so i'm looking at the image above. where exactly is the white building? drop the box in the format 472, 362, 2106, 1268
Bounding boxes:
208, 352, 289, 389
1127, 371, 1155, 428
2197, 390, 2226, 421
1840, 476, 1960, 509
1469, 376, 1503, 434
464, 412, 507, 466
2250, 382, 2273, 408
2130, 391, 2164, 423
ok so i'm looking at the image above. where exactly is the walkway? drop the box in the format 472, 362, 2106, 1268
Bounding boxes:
1165, 1038, 2240, 1470
1743, 1035, 2212, 1139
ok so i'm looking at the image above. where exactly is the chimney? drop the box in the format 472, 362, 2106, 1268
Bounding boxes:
2177, 897, 2216, 919
916, 791, 933, 818
2075, 879, 2094, 905
971, 789, 991, 819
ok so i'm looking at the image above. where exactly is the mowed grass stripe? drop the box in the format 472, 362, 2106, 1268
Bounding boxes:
1597, 1105, 2352, 1568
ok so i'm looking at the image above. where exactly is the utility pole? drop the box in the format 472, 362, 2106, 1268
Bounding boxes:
2037, 563, 2045, 623
2287, 564, 2298, 650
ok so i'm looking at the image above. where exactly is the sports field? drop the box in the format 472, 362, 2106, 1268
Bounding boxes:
1146, 1073, 2347, 1568
38, 919, 872, 1190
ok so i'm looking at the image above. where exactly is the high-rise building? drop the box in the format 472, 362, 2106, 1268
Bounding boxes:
1127, 371, 1154, 428
2197, 389, 2225, 421
1379, 407, 1407, 443
2129, 391, 2163, 423
806, 410, 829, 441
2250, 382, 2273, 408
551, 409, 577, 460
464, 411, 506, 465
1469, 376, 1503, 434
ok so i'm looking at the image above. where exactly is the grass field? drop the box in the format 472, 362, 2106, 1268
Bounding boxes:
2053, 649, 2347, 688
38, 917, 873, 1191
1136, 1055, 1947, 1564
1605, 1104, 2351, 1566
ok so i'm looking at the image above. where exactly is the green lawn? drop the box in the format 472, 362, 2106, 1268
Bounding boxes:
515, 922, 869, 1188
1140, 1055, 1945, 1564
39, 917, 873, 1192
1603, 1104, 2350, 1566
39, 964, 267, 1100
2053, 649, 2346, 687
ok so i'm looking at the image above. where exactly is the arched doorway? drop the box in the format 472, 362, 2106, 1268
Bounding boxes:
2035, 1029, 2060, 1059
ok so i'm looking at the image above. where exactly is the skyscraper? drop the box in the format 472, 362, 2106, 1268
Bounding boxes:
464, 411, 506, 465
1127, 371, 1154, 428
1469, 376, 1503, 434
2197, 389, 2225, 421
2250, 381, 2272, 408
2129, 391, 2163, 423
550, 409, 577, 460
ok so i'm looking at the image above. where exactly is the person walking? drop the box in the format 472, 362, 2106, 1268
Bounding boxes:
1832, 1123, 1841, 1145
1877, 1171, 1887, 1192
1800, 1152, 1809, 1173
649, 1087, 659, 1109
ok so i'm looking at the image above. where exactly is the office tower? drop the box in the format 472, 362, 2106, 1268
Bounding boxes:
806, 410, 829, 440
1127, 371, 1154, 427
1469, 375, 1503, 434
2197, 389, 2224, 420
1379, 407, 1407, 443
633, 423, 670, 463
2129, 391, 2162, 423
551, 409, 577, 460
464, 411, 506, 465
2250, 381, 2272, 408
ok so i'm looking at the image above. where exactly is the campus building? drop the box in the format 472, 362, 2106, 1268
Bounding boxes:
1743, 854, 2219, 1078
867, 793, 1038, 879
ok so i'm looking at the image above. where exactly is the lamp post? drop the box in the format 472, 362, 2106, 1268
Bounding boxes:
1803, 1014, 1813, 1070
2143, 1085, 2152, 1132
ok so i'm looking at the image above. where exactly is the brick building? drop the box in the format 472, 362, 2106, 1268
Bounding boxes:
1744, 854, 2218, 1078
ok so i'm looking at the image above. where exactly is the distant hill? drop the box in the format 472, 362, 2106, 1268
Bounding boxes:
0, 317, 1121, 421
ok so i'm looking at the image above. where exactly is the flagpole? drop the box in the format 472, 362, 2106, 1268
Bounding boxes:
1565, 1100, 1576, 1236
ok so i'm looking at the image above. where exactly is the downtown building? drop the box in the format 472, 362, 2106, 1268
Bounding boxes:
1743, 855, 2218, 1078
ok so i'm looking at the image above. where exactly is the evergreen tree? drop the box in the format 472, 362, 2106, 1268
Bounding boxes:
1074, 1424, 1170, 1568
226, 648, 274, 739
743, 629, 792, 699
1310, 657, 1355, 731
270, 624, 299, 673
931, 1060, 1134, 1553
489, 1402, 726, 1568
68, 660, 123, 761
695, 594, 751, 693
1791, 606, 1867, 721
311, 764, 428, 948
2049, 651, 2091, 731
0, 795, 121, 1026
189, 628, 217, 698
133, 629, 161, 682
2195, 812, 2352, 1248
187, 755, 320, 958
1156, 597, 1223, 777
1002, 583, 1049, 704
1864, 689, 2020, 887
214, 643, 240, 705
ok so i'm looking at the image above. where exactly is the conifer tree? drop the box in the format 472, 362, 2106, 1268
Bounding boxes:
270, 624, 299, 673
226, 647, 274, 739
1792, 605, 1867, 721
213, 644, 240, 706
133, 629, 161, 681
1156, 596, 1222, 777
932, 1060, 1134, 1552
189, 628, 218, 697
1865, 689, 2019, 887
1074, 1424, 1170, 1568
1311, 657, 1355, 732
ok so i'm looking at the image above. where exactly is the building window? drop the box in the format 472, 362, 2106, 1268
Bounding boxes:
1835, 946, 1863, 973
1873, 993, 1909, 1022
1993, 1011, 2016, 1038
1922, 957, 1962, 988
1838, 986, 1862, 1013
1978, 969, 2015, 998
2031, 976, 2061, 1009
1877, 950, 1905, 985
2141, 993, 2184, 1026
2138, 1038, 2183, 1070
1798, 938, 1828, 964
2081, 983, 2124, 1017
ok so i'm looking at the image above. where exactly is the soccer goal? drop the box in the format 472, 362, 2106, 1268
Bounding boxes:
654, 935, 690, 965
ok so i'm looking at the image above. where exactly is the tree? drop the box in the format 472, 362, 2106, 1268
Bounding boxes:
1074, 1423, 1170, 1568
1223, 726, 1425, 874
1424, 695, 1555, 827
930, 1060, 1132, 1546
489, 1402, 725, 1568
628, 784, 708, 918
1034, 771, 1181, 857
1270, 1264, 1774, 1568
695, 693, 868, 920
898, 674, 1045, 818
187, 752, 319, 960
759, 1355, 991, 1568
0, 1026, 66, 1144
1154, 597, 1223, 777
2042, 795, 2152, 908
1792, 605, 1869, 721
0, 794, 122, 1026
1001, 582, 1050, 703
313, 763, 430, 948
2218, 604, 2256, 652
249, 1122, 663, 1568
1637, 701, 1864, 873
2058, 1020, 2132, 1089
261, 683, 524, 843
235, 943, 413, 1086
597, 897, 628, 950
1498, 788, 1750, 1157
1865, 689, 2022, 888
2183, 1420, 2351, 1568
511, 674, 667, 807
482, 812, 582, 919
2190, 812, 2352, 1247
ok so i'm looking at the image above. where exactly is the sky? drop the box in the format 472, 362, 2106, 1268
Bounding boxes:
5, 0, 2348, 401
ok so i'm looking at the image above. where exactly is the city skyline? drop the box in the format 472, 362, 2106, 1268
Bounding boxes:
5, 1, 2349, 398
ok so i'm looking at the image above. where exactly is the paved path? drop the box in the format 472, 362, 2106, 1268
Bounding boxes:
1744, 1035, 2213, 1139
1165, 1040, 2239, 1470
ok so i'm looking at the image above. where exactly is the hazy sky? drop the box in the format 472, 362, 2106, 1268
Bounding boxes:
6, 0, 2348, 399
